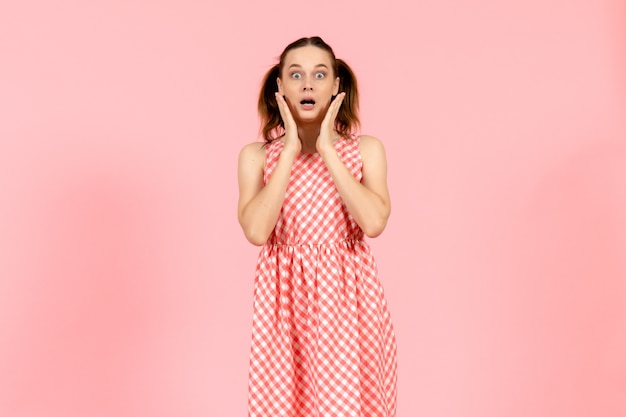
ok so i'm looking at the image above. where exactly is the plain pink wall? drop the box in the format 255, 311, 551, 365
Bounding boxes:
1, 1, 625, 416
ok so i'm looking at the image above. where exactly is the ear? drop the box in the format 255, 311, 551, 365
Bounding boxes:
277, 77, 284, 95
333, 77, 340, 96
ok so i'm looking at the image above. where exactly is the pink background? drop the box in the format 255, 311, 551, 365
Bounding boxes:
1, 1, 625, 416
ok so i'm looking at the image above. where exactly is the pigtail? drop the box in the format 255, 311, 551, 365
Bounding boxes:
257, 40, 361, 143
258, 64, 284, 143
335, 58, 360, 138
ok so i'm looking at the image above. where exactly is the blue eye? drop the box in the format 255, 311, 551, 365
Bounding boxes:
291, 72, 301, 79
315, 72, 325, 79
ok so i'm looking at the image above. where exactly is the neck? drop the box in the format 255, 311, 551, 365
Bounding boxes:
297, 123, 321, 153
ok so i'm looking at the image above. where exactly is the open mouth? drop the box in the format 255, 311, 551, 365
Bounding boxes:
299, 98, 316, 110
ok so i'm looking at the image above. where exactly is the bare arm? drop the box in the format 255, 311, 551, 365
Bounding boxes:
314, 93, 390, 237
237, 93, 302, 246
319, 134, 391, 237
237, 141, 300, 246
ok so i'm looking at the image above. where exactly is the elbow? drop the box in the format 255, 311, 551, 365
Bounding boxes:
245, 233, 267, 246
241, 224, 269, 246
362, 217, 388, 238
361, 206, 390, 238
238, 214, 269, 246
363, 225, 385, 238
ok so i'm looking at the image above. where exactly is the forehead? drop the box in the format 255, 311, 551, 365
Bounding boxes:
283, 45, 334, 68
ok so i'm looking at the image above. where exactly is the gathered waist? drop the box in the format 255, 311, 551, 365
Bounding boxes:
265, 237, 365, 248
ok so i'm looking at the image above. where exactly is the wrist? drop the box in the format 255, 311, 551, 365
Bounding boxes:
280, 144, 300, 160
317, 143, 337, 160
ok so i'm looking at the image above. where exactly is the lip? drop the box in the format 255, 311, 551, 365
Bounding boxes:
299, 96, 316, 110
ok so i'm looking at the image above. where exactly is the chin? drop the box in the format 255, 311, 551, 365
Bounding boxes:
294, 111, 323, 124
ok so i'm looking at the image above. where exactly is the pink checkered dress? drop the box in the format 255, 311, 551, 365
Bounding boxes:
248, 136, 397, 417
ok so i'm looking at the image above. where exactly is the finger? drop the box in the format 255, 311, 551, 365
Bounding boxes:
275, 93, 293, 123
323, 92, 345, 126
331, 92, 346, 117
274, 92, 288, 121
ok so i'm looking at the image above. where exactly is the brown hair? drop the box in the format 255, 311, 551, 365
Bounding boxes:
258, 36, 360, 144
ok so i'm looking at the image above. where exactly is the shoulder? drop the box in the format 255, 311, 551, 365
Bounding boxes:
358, 134, 384, 147
239, 141, 266, 159
238, 141, 267, 170
239, 140, 265, 155
358, 134, 387, 160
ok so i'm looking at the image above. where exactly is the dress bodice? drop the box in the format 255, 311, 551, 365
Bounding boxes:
263, 136, 364, 245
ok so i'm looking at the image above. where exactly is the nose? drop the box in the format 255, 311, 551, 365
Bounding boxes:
302, 76, 313, 91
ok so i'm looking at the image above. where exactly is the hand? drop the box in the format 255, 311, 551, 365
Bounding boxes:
275, 92, 301, 156
316, 92, 346, 154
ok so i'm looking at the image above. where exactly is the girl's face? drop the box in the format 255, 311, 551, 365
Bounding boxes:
277, 45, 340, 124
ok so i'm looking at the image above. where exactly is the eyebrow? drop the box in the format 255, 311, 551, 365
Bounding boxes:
287, 64, 329, 70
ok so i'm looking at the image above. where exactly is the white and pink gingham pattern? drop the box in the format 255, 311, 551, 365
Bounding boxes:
248, 136, 397, 417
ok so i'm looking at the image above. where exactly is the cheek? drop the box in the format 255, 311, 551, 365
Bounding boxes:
281, 81, 297, 94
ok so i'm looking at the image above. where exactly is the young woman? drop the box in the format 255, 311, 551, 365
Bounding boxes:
238, 36, 397, 417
